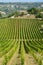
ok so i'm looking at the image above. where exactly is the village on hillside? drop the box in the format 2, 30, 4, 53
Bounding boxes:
0, 2, 43, 19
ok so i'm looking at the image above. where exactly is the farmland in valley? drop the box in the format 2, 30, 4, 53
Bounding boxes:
0, 18, 43, 65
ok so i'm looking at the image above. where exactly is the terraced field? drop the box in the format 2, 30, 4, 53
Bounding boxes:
0, 18, 43, 65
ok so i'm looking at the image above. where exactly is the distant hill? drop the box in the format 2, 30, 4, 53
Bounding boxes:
0, 2, 43, 18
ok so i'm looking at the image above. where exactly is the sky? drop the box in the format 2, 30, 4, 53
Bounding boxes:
0, 0, 43, 2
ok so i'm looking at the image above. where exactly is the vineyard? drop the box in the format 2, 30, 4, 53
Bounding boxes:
0, 18, 43, 65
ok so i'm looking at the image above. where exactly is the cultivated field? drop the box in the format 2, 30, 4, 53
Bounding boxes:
0, 18, 43, 65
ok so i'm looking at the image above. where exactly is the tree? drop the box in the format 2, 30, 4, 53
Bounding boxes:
41, 14, 43, 20
27, 8, 41, 14
20, 12, 24, 16
36, 13, 42, 18
0, 13, 2, 17
8, 13, 15, 18
14, 11, 20, 17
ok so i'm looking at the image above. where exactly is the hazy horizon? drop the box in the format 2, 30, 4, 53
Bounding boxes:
0, 0, 43, 3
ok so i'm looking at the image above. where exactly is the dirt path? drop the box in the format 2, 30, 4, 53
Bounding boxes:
7, 50, 21, 65
0, 56, 4, 65
24, 53, 38, 65
7, 41, 21, 65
